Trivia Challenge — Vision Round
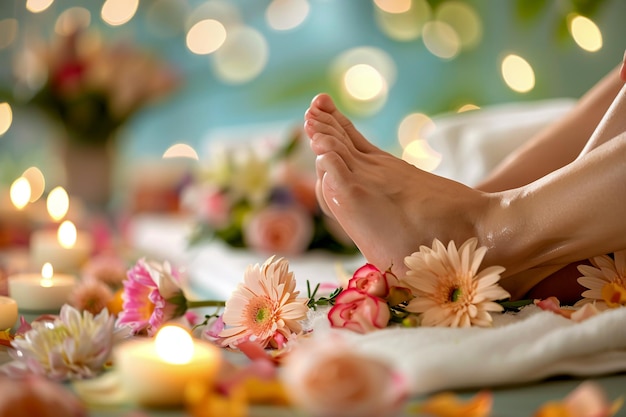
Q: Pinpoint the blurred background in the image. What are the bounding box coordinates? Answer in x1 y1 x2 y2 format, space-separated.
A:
0 0 625 212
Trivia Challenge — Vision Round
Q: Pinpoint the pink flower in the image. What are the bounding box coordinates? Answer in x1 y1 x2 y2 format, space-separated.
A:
219 256 309 349
328 288 391 334
281 337 408 417
117 258 187 336
348 264 399 298
81 252 127 288
243 205 314 255
533 381 623 417
0 375 87 417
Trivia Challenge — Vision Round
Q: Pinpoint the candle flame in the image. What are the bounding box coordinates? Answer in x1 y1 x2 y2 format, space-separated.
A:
47 186 70 221
58 220 77 248
155 325 194 364
10 177 31 210
41 262 53 287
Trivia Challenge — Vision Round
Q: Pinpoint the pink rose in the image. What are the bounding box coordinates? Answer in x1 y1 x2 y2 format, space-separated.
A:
243 205 313 255
328 288 390 333
348 263 399 298
281 337 408 417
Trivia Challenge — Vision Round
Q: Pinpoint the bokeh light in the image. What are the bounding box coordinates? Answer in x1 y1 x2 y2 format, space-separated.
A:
58 220 77 249
26 0 54 13
568 14 602 52
398 112 435 148
54 7 91 36
212 26 269 84
163 143 199 160
186 19 227 55
101 0 139 26
266 0 310 31
0 102 12 136
47 186 70 222
22 167 45 203
343 64 386 101
0 19 18 50
187 0 241 31
501 54 535 93
435 1 482 49
10 177 31 210
402 140 442 172
422 21 460 59
374 0 431 41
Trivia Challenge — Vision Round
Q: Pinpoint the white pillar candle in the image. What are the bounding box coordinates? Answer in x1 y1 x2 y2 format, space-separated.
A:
8 263 76 312
114 325 221 407
30 221 93 273
0 296 18 330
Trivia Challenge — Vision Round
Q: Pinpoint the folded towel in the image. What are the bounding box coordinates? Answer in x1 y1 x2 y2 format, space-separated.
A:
311 305 626 395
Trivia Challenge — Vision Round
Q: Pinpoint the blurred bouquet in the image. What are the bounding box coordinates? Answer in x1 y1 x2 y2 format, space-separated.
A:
21 27 179 145
182 128 358 256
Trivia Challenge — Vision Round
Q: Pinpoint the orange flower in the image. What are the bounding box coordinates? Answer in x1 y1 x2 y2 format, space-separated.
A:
402 238 510 327
413 391 493 417
533 381 623 417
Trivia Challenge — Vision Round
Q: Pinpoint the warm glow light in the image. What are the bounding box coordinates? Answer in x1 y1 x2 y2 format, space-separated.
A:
374 0 411 14
10 177 31 210
186 19 227 55
0 19 18 50
398 112 435 148
55 7 91 36
22 167 45 203
163 143 199 160
58 220 77 249
343 64 385 101
155 325 194 364
101 0 139 26
374 0 431 41
41 262 54 287
435 1 482 49
422 21 460 59
501 54 535 93
26 0 54 13
569 14 602 52
458 104 480 113
402 139 442 172
213 26 268 84
266 0 310 31
0 102 12 135
47 186 70 221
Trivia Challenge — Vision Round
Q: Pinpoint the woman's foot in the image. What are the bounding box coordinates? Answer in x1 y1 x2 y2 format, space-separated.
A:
303 93 492 277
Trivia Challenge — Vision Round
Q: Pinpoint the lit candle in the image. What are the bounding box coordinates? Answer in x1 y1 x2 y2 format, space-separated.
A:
30 220 93 273
114 325 222 407
0 296 18 330
7 263 76 312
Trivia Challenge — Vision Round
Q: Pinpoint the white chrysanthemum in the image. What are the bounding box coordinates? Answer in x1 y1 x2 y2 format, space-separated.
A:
577 250 626 307
219 256 309 348
7 305 115 381
402 238 510 328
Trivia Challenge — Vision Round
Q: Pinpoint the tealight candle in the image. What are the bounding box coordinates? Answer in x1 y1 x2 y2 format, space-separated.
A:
0 296 18 330
8 263 76 312
114 325 221 407
30 220 93 272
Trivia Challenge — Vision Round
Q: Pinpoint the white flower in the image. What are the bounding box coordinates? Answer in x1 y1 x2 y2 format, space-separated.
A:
4 305 115 381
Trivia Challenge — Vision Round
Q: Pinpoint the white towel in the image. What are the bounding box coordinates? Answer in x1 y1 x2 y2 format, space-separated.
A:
310 305 626 395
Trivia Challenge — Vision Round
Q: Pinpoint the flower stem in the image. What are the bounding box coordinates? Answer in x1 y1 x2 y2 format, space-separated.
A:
186 300 226 309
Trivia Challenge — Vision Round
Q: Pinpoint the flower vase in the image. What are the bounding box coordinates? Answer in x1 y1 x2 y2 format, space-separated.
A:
61 139 116 210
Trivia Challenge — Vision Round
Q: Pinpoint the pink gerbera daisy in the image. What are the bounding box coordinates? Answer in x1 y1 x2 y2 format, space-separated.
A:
117 258 187 336
219 256 309 349
402 238 510 328
577 250 626 308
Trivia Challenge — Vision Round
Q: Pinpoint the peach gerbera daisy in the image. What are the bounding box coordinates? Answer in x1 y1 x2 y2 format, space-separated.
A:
576 250 626 308
401 238 510 328
219 256 309 349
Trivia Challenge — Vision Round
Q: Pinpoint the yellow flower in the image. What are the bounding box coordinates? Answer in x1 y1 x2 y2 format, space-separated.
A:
402 238 510 328
412 391 493 417
577 250 626 308
219 256 309 349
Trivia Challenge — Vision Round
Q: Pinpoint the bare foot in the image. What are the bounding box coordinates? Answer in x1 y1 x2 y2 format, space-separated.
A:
303 93 492 277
